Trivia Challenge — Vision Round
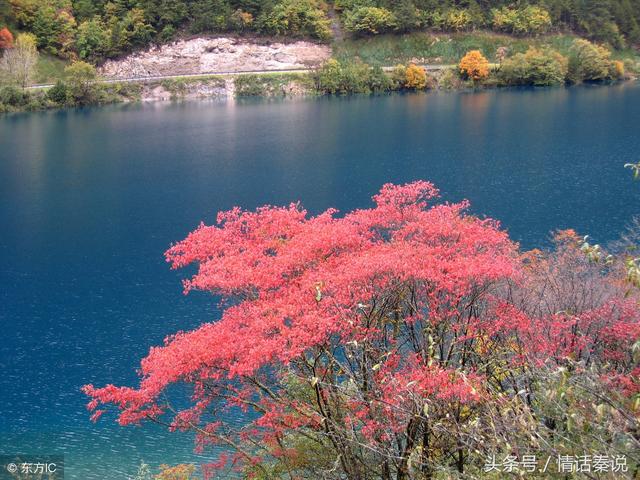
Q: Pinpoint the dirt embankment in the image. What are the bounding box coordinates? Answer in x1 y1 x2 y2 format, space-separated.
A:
99 37 331 79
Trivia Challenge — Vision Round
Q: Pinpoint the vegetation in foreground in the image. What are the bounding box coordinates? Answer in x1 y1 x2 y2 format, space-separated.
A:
84 181 640 479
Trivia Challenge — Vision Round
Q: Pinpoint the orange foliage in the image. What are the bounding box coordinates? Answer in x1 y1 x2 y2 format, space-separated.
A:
613 60 625 78
459 50 490 82
0 27 14 49
405 63 428 89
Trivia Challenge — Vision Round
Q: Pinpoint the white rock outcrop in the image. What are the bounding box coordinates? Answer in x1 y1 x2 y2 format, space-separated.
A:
100 37 331 79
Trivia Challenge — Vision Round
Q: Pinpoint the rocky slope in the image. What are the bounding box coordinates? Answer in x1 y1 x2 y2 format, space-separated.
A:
100 37 331 79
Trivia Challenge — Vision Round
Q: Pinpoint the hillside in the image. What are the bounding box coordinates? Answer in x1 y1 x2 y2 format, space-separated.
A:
0 0 638 65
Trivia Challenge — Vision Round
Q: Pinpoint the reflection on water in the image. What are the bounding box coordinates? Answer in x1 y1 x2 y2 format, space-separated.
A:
1 85 639 478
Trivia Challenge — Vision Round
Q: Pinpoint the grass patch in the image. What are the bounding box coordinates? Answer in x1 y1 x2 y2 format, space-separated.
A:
156 75 226 84
235 73 314 96
102 82 144 101
35 54 69 84
333 30 640 65
156 76 226 99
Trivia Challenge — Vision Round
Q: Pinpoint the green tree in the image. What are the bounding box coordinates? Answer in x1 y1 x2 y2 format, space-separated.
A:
31 1 77 56
189 0 232 33
64 59 97 103
76 17 111 60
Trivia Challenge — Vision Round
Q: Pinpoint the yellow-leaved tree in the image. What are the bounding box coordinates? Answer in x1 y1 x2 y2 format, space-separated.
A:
459 50 490 83
404 63 428 89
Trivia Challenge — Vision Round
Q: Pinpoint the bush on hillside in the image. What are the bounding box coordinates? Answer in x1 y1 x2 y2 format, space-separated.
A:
492 5 552 35
46 80 69 104
391 0 422 32
343 6 397 35
0 85 28 106
498 47 568 86
567 38 615 82
425 8 484 31
314 58 393 94
258 0 332 40
443 8 473 31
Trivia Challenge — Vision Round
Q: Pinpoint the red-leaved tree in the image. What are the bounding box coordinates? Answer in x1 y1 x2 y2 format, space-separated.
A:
0 27 13 50
84 182 640 479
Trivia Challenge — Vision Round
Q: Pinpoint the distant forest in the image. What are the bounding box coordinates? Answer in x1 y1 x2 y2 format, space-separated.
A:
0 0 638 61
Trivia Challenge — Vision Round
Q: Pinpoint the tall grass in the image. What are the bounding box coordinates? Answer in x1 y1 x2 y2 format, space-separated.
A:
333 30 638 65
35 54 69 84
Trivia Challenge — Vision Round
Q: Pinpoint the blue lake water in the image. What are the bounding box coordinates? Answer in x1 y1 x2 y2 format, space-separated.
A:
1 84 639 479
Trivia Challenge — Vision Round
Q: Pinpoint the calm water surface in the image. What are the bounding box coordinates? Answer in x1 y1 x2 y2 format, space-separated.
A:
1 85 639 479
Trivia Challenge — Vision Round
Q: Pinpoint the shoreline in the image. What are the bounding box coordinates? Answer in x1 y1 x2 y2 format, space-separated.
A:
3 29 637 114
2 69 637 115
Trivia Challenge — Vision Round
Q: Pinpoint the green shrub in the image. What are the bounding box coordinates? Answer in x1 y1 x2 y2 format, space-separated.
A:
159 25 176 42
0 85 28 106
492 6 551 35
161 78 187 98
436 67 463 89
334 0 374 12
423 10 444 30
392 0 422 32
581 19 626 50
258 0 331 40
623 58 639 75
76 17 111 61
443 8 473 32
46 80 69 104
368 65 393 92
228 9 254 31
25 91 49 110
0 87 51 112
314 58 393 94
498 47 568 86
567 38 614 82
425 8 480 31
343 6 397 35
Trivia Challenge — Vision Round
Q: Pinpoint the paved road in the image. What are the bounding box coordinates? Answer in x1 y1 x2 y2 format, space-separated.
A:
27 64 459 90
